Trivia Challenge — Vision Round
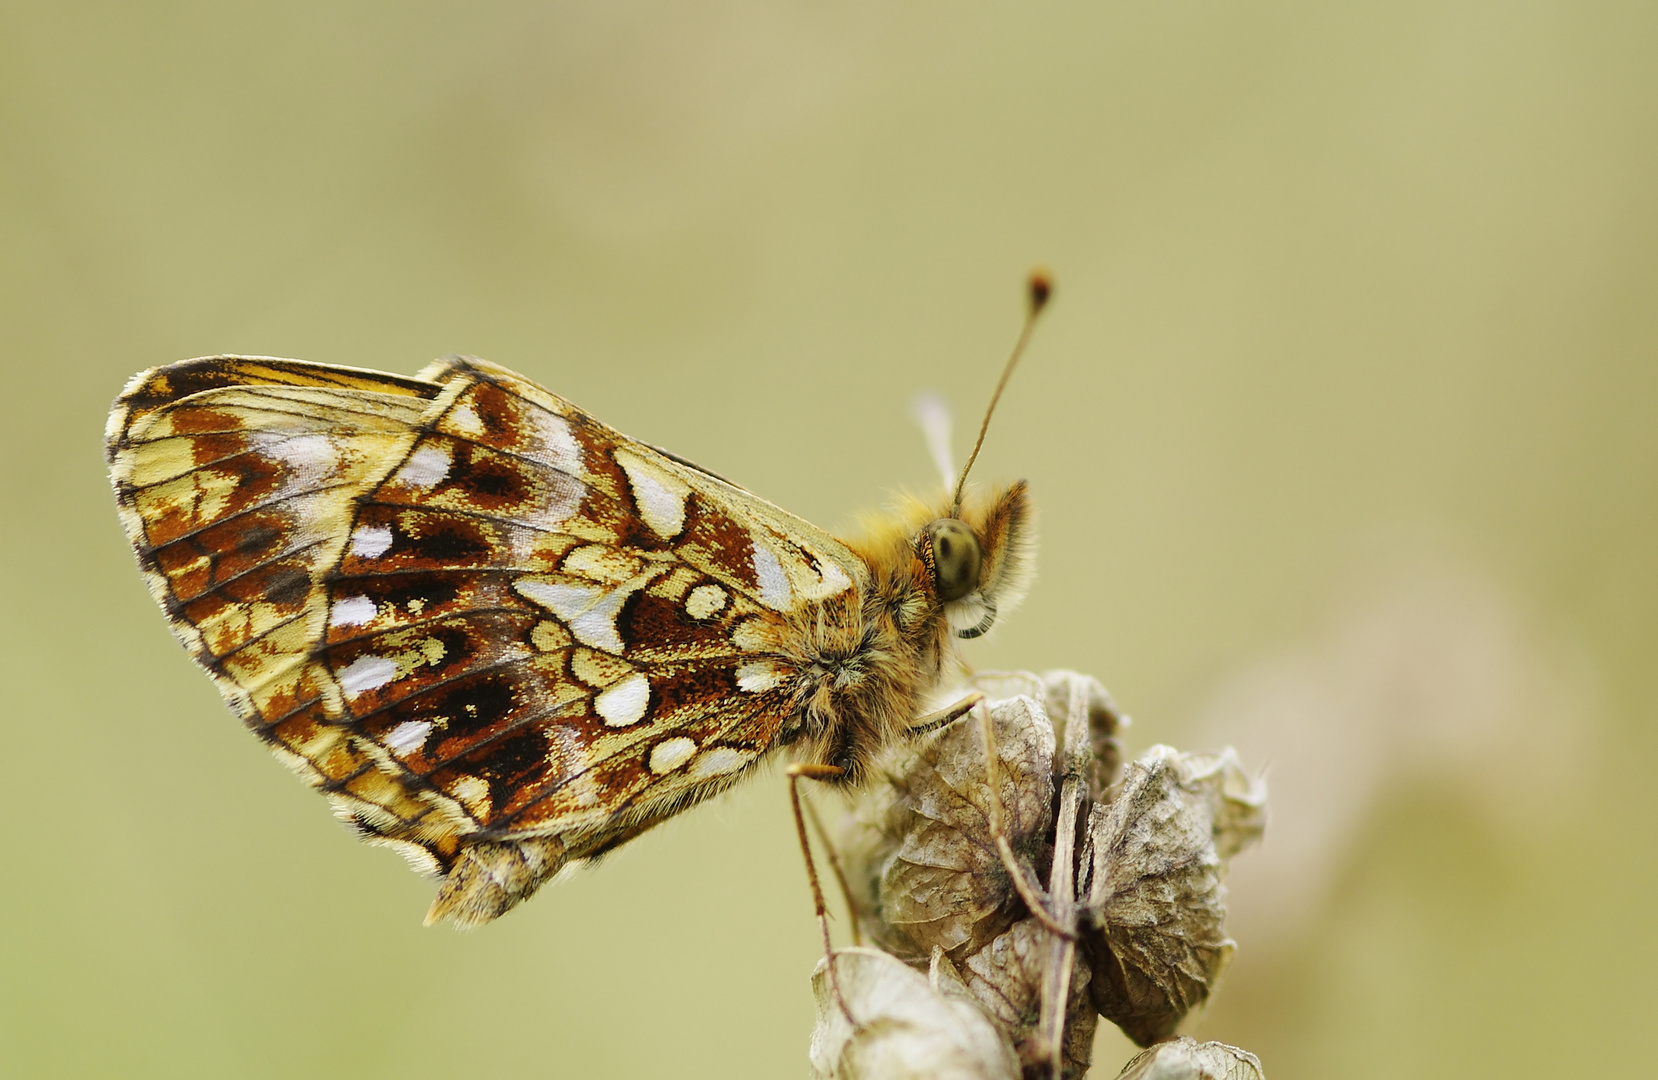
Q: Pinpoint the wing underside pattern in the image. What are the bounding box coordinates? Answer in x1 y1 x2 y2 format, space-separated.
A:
108 355 866 922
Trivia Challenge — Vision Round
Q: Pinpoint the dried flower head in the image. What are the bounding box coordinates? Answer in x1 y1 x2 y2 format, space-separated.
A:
1080 747 1267 1045
812 670 1267 1078
840 676 1058 960
809 947 1023 1080
1115 1037 1264 1080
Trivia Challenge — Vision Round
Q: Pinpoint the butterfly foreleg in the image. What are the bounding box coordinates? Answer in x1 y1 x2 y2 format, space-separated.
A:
906 691 986 735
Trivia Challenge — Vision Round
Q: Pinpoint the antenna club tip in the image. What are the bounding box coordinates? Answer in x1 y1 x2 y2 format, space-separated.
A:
1026 268 1053 314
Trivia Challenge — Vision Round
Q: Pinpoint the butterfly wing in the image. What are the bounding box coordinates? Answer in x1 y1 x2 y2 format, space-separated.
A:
108 355 866 924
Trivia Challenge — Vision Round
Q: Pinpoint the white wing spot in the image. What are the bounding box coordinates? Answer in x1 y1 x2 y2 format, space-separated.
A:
559 771 602 809
350 524 393 558
561 545 639 584
396 444 452 488
242 431 340 495
544 724 600 807
751 535 793 610
514 577 647 654
818 559 852 597
384 719 432 756
594 673 651 727
264 433 337 474
736 661 787 693
649 736 698 774
685 584 727 620
447 401 486 437
330 595 378 628
338 655 398 697
689 746 755 779
614 449 690 540
731 617 779 653
530 410 584 477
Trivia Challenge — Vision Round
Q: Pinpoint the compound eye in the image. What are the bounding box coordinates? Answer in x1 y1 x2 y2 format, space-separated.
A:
926 519 982 603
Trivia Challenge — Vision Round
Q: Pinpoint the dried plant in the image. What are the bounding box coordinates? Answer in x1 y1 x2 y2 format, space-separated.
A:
1116 1038 1263 1080
808 671 1267 1079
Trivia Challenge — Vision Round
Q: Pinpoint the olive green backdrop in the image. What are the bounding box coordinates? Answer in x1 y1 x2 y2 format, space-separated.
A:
3 2 1654 1077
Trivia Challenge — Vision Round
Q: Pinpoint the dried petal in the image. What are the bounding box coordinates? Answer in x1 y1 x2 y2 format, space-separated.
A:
1205 751 1267 860
1039 669 1128 799
1115 1037 1264 1080
957 918 1097 1078
828 680 1265 1071
842 692 1056 958
809 948 1021 1080
1081 746 1266 1045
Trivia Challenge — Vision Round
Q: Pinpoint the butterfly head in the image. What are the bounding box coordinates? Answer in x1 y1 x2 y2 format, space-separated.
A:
915 480 1033 640
820 480 1033 782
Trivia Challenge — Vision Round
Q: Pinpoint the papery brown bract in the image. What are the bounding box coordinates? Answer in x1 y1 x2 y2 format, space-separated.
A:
956 919 1098 1076
840 676 1056 959
1114 1037 1264 1080
1080 747 1267 1046
809 948 1022 1080
835 673 1122 1079
823 673 1265 1076
1034 668 1127 804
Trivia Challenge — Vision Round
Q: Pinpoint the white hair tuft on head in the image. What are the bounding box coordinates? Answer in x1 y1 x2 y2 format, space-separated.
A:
910 391 955 494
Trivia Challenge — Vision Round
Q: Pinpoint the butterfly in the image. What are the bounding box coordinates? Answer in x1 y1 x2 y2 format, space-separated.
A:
106 278 1048 928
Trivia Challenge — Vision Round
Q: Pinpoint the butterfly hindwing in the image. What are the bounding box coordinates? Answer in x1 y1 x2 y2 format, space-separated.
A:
109 354 867 923
108 358 451 841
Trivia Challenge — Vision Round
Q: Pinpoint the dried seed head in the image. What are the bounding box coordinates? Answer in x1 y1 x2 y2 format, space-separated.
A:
1080 746 1267 1045
955 919 1099 1077
841 685 1056 959
1114 1036 1264 1080
809 947 1022 1080
1036 669 1128 801
818 673 1266 1076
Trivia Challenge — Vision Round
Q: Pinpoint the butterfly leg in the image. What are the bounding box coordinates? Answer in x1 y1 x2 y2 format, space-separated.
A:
975 700 1077 942
787 762 856 1026
801 797 862 947
906 690 986 735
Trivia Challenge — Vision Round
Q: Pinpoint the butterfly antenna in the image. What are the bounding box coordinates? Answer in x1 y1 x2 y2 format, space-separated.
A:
952 269 1053 515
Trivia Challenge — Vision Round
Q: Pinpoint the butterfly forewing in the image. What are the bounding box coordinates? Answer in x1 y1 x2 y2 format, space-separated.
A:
109 354 866 918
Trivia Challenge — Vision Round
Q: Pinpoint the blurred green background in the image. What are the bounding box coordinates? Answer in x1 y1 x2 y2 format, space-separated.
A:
3 2 1654 1076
